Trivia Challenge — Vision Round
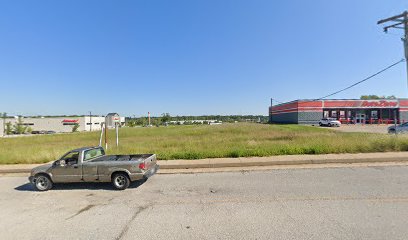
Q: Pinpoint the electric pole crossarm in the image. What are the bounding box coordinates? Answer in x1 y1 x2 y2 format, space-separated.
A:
378 10 408 92
378 12 407 24
383 22 404 32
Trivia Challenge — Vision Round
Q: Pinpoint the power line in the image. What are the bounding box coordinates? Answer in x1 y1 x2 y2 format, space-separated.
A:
314 59 405 101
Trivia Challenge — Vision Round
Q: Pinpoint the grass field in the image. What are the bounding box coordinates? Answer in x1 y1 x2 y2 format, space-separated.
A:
1 123 408 164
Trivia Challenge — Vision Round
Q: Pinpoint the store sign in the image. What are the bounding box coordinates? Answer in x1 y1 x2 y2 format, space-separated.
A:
113 117 120 122
62 119 79 123
360 100 398 108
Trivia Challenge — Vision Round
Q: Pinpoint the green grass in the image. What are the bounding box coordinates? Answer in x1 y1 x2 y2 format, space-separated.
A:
1 123 408 164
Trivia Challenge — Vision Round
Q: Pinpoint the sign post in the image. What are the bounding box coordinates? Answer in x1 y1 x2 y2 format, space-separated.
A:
99 123 104 147
105 121 108 150
116 123 119 147
394 110 397 135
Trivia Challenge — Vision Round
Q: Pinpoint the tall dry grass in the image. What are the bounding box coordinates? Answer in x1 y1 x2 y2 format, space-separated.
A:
1 123 407 164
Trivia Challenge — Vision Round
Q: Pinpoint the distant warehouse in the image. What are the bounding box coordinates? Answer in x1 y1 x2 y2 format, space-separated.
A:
269 99 408 125
0 113 125 137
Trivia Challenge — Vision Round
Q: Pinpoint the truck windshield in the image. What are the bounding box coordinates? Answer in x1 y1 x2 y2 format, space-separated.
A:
60 151 79 165
84 148 105 161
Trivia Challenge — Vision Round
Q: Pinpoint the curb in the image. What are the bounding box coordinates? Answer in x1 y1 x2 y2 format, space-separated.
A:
0 169 34 174
2 153 407 174
159 156 408 169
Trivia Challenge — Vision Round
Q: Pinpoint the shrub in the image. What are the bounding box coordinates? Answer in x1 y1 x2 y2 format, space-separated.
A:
72 123 80 132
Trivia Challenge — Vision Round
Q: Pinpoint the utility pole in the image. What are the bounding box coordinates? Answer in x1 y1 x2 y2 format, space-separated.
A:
89 111 92 132
378 11 408 87
104 115 108 150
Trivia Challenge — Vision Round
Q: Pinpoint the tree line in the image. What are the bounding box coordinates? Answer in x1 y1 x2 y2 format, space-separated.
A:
126 113 268 127
360 95 397 100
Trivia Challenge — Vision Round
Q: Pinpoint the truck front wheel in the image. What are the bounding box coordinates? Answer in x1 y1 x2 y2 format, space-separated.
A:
112 173 130 190
34 174 53 191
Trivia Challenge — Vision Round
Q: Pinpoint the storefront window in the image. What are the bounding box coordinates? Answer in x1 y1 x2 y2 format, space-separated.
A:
371 111 378 119
331 111 337 118
339 111 345 119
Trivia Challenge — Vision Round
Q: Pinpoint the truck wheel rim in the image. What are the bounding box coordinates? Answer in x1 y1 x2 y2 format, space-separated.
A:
36 176 48 190
115 176 126 187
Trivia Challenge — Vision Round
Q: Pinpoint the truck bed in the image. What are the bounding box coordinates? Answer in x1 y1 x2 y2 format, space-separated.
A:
90 154 155 162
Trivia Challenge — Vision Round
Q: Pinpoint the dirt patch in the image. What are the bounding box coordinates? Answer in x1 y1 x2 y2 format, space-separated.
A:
328 125 390 134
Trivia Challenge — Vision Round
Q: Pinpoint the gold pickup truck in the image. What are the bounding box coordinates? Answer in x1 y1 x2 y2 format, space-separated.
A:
29 146 159 191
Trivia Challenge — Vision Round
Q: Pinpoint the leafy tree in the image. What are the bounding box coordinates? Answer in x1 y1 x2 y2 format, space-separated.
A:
135 118 147 126
161 113 171 124
360 95 397 100
13 117 27 134
1 112 6 134
386 95 397 99
127 120 137 127
5 122 12 135
360 95 379 100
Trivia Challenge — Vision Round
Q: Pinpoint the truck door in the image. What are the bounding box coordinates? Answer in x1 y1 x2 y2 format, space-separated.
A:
82 148 103 181
51 151 82 183
82 161 98 181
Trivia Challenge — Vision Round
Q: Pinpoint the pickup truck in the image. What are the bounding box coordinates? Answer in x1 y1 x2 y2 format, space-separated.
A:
29 146 159 191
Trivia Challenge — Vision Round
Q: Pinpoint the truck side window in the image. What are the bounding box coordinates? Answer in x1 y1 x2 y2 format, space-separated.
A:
84 148 104 161
61 152 79 165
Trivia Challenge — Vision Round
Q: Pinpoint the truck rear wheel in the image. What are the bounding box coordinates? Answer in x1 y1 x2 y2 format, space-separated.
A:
112 173 130 190
34 174 53 191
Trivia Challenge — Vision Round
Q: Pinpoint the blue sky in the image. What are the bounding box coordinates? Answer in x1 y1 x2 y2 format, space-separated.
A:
0 0 407 117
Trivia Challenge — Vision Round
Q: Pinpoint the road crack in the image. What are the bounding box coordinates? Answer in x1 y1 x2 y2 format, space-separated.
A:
115 204 151 240
66 204 96 220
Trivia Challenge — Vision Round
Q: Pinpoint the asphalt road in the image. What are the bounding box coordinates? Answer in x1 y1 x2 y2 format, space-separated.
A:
1 166 408 240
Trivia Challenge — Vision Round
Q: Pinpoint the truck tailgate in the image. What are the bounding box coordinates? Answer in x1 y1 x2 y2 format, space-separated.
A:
138 154 157 171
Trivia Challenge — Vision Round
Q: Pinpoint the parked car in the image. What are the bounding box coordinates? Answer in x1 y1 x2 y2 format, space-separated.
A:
45 130 56 134
29 146 159 191
388 122 408 134
319 118 341 127
32 130 46 134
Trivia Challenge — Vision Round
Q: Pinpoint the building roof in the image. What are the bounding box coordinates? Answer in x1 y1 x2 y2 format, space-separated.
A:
271 98 408 107
106 113 119 117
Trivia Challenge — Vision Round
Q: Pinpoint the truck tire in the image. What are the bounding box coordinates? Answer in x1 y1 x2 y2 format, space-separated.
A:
34 174 53 191
112 173 130 190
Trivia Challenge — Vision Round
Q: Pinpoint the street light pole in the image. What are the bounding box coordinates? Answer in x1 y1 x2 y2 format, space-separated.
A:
405 12 408 86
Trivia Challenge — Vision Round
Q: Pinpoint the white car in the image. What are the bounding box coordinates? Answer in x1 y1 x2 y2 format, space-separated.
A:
319 118 341 127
